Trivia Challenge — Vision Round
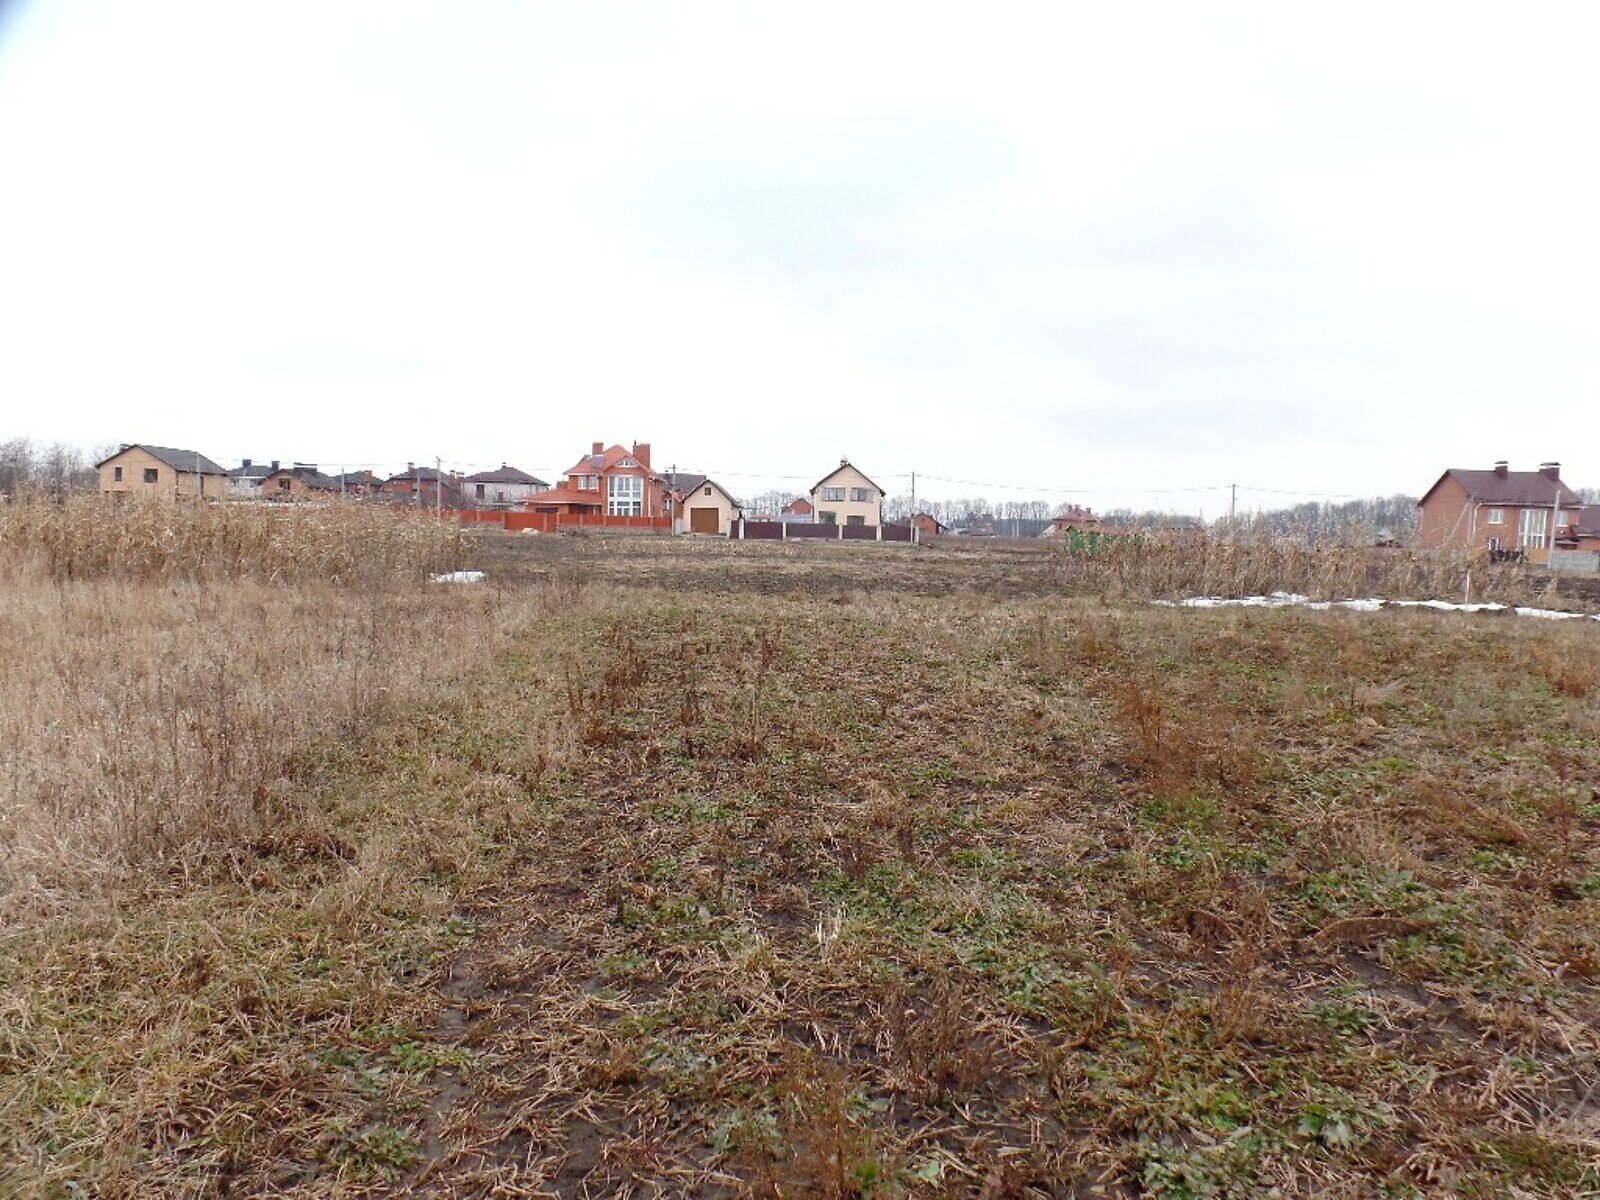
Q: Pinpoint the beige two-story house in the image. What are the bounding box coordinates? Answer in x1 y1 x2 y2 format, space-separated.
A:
97 444 229 500
809 459 884 527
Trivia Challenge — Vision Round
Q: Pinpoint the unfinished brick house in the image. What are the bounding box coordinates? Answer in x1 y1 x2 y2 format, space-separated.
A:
1416 462 1582 562
97 444 228 500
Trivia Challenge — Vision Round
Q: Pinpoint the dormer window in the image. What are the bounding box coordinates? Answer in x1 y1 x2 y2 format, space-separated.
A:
619 458 636 468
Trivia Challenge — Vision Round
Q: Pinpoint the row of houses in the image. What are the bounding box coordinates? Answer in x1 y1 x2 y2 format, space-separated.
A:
93 441 896 538
91 445 1600 560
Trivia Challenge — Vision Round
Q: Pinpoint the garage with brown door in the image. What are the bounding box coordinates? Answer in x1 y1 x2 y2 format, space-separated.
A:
689 507 721 534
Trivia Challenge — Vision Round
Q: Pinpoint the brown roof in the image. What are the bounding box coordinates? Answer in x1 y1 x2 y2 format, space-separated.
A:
1419 467 1581 508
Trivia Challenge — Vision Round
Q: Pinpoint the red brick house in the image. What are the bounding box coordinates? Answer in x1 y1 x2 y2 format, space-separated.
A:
910 512 946 538
782 496 813 517
1416 462 1582 562
381 464 462 506
259 464 341 499
1041 505 1100 538
527 442 665 518
1557 507 1600 552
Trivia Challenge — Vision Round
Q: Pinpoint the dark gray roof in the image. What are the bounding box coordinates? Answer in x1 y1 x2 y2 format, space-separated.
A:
386 467 455 484
1421 468 1581 508
229 460 276 480
462 465 549 486
665 473 744 507
661 472 708 495
98 444 228 474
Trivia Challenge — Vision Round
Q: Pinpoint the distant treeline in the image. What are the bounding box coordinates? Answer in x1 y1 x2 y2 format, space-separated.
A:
0 439 107 501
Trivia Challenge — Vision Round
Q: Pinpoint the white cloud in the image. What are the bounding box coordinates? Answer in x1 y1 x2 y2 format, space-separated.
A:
1 1 1596 507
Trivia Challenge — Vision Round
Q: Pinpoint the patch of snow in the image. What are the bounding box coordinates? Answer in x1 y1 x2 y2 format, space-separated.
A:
1164 594 1597 621
430 570 486 583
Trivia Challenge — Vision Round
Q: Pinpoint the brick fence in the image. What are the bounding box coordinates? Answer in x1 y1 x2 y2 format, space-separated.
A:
451 510 671 534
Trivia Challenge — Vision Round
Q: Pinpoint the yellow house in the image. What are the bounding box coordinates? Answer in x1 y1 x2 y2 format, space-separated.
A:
97 444 229 500
665 473 743 535
809 459 884 527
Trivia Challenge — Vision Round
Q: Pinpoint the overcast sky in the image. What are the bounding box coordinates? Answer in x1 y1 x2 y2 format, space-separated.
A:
1 2 1596 511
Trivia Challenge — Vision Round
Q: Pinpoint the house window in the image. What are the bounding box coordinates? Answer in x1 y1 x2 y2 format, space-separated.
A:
278 478 291 491
847 514 866 526
1487 537 1501 552
820 487 845 502
850 487 873 503
607 473 643 516
475 484 485 499
113 466 123 481
703 486 712 496
143 468 159 483
1486 508 1504 524
1519 508 1547 549
818 510 837 524
577 475 598 491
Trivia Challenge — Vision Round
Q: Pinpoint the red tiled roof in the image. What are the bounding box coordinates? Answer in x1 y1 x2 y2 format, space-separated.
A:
561 444 660 480
526 482 603 507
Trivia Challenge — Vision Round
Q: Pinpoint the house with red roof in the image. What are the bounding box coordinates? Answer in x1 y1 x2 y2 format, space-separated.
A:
527 442 666 519
1416 461 1582 562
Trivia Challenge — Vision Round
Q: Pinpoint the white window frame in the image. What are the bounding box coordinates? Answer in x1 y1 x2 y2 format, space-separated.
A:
607 473 644 516
850 487 873 502
1486 507 1504 525
1518 508 1547 549
819 487 845 502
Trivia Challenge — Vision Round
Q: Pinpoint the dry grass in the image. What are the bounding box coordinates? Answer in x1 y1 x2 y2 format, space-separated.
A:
3 529 1598 1197
465 527 1598 612
0 492 463 583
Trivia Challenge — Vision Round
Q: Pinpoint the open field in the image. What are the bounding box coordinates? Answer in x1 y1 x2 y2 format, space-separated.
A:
2 517 1598 1197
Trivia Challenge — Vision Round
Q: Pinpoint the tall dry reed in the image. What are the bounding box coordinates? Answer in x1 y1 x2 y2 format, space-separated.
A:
0 492 463 583
1047 534 1566 608
0 498 506 925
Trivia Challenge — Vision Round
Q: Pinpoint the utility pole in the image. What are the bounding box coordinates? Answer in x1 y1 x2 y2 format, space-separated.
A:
1229 483 1237 547
435 456 443 520
910 471 916 543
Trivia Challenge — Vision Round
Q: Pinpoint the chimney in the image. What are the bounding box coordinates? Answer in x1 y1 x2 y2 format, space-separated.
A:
1540 462 1561 482
1493 461 1508 478
406 462 414 474
632 441 651 469
270 460 279 471
242 458 252 469
592 441 604 456
840 456 849 466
